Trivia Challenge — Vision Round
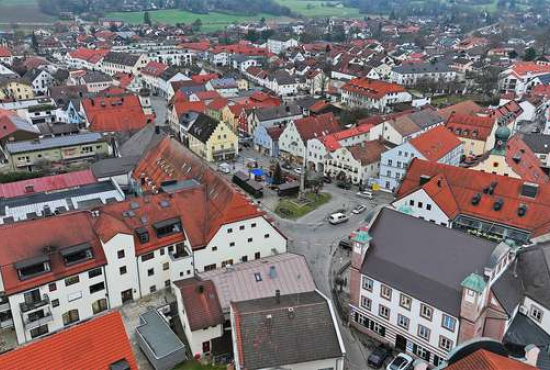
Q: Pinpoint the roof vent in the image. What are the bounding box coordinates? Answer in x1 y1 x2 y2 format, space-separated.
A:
197 284 204 294
419 174 431 186
130 202 140 210
288 307 295 319
471 193 482 205
518 204 528 217
493 198 504 211
159 199 170 208
24 185 35 193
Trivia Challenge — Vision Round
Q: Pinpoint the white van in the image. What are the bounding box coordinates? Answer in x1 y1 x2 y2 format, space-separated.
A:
356 190 373 200
329 212 349 225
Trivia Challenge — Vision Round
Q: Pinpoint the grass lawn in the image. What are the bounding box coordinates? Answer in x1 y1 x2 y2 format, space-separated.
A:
276 191 331 219
172 361 225 370
274 0 362 18
431 93 486 107
105 10 288 32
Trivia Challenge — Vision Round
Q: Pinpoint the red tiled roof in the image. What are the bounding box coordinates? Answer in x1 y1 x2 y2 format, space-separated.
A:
397 159 550 237
173 279 224 332
293 112 342 142
82 94 148 133
348 141 386 165
510 61 550 78
445 349 537 370
503 135 549 183
132 137 268 249
69 47 109 64
438 100 483 120
446 112 494 141
0 46 12 58
180 41 211 51
141 61 169 77
0 212 106 295
0 312 138 370
342 77 406 100
174 101 205 117
0 169 96 199
191 73 218 84
409 125 462 161
207 98 228 112
193 90 221 101
530 84 550 98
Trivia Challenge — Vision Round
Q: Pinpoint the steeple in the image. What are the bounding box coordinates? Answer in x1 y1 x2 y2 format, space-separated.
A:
491 123 511 156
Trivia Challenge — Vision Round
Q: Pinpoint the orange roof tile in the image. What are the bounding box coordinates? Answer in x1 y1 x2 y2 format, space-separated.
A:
409 125 462 161
82 94 148 133
438 100 483 120
446 112 494 141
445 349 538 370
0 312 138 370
342 77 406 100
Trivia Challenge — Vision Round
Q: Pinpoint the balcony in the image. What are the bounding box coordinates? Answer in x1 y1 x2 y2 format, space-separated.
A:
23 311 53 330
0 301 10 313
19 295 49 313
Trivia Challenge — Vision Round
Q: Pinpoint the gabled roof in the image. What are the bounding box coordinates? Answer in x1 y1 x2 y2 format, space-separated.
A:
187 113 220 143
232 291 343 370
198 253 316 312
445 349 538 370
293 112 341 142
0 169 96 199
397 159 550 238
0 312 137 370
132 137 266 249
438 100 483 120
140 61 169 77
502 135 549 183
82 94 148 133
173 278 224 331
409 125 462 161
342 77 406 99
364 208 497 316
446 112 494 141
103 51 140 66
0 212 106 294
347 141 386 165
0 109 40 141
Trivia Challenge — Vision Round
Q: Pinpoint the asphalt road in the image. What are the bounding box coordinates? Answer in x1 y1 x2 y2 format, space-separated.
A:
269 184 394 370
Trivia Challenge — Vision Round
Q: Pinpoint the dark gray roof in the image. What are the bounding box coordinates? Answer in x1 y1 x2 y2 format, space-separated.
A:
91 155 140 178
520 133 550 155
503 313 550 370
393 61 453 74
103 51 140 66
82 70 113 83
492 243 550 316
136 310 185 359
232 291 343 370
407 109 444 129
119 124 164 158
255 104 302 122
271 70 295 85
6 132 103 154
187 113 219 143
364 208 498 316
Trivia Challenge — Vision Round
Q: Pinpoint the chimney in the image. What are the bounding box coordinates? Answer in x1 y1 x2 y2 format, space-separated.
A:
197 284 204 294
275 289 281 304
523 344 541 367
155 126 160 134
91 98 95 106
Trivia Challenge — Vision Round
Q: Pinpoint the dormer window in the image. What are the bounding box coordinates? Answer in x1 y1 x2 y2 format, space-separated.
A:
15 256 51 280
153 218 182 238
60 243 93 266
136 227 150 244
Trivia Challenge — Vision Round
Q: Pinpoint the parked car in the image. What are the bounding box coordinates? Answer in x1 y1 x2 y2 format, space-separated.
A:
386 353 414 370
323 176 332 183
328 212 349 225
217 163 231 174
281 162 293 170
337 181 351 190
294 167 303 174
368 345 391 369
352 205 367 214
356 190 373 200
338 239 351 249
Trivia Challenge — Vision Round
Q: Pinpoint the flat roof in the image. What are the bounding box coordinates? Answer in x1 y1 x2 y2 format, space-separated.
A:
136 310 185 359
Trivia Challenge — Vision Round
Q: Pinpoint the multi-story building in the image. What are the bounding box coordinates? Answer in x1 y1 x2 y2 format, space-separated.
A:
101 52 149 76
66 48 109 71
341 78 412 113
111 42 193 66
349 207 506 366
499 61 550 96
267 36 299 54
325 141 387 185
390 61 458 87
0 77 35 101
187 113 238 162
0 143 287 344
379 125 462 192
4 132 111 171
393 158 550 244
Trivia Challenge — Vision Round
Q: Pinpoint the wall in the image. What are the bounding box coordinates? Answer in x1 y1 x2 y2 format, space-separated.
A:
392 189 451 226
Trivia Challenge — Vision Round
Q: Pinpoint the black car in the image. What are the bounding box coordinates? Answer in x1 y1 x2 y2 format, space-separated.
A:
338 239 351 249
367 345 391 369
336 181 351 190
323 176 332 184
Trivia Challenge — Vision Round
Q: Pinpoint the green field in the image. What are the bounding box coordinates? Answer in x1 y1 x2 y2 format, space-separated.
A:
106 0 363 31
106 10 289 32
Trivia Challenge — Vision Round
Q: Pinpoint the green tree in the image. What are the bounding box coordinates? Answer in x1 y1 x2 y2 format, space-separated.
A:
144 11 152 25
524 47 537 61
192 18 202 32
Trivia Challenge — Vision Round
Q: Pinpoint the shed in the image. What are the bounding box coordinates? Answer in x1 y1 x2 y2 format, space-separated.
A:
136 310 186 370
